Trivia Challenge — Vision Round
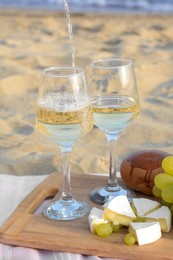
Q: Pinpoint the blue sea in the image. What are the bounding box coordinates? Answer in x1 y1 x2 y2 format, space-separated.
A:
0 0 173 13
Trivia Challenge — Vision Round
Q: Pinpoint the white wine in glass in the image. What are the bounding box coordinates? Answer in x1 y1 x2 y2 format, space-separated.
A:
36 66 94 220
89 59 140 204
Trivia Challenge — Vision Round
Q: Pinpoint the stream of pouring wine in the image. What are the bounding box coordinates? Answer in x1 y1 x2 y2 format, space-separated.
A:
63 0 76 68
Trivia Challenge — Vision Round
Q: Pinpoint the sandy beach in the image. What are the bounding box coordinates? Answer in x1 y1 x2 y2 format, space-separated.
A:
0 9 173 178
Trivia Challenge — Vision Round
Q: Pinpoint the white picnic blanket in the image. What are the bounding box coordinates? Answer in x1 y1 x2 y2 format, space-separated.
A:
0 174 114 260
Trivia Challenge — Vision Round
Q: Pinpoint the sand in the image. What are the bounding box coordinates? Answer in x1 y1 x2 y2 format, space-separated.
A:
0 9 173 177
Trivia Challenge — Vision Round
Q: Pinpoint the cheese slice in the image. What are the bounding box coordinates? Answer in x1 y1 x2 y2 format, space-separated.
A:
132 198 161 217
88 207 110 233
144 205 171 232
129 222 161 245
103 195 136 226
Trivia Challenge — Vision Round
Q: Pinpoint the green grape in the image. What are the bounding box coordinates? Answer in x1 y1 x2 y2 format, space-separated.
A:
154 173 173 190
152 185 161 198
96 223 113 237
161 185 173 203
112 223 121 232
124 233 136 245
162 156 173 176
170 205 173 216
161 199 173 208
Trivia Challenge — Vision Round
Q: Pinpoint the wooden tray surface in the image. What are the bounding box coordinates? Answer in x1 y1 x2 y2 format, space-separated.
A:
0 172 173 260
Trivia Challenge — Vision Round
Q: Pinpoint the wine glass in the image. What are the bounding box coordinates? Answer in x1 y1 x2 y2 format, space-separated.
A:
36 66 94 220
89 58 140 204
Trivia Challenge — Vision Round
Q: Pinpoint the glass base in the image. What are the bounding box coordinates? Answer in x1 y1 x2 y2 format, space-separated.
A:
89 185 136 205
43 198 90 220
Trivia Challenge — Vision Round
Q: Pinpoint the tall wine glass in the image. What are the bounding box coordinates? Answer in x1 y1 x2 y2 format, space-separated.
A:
89 59 140 204
36 66 93 220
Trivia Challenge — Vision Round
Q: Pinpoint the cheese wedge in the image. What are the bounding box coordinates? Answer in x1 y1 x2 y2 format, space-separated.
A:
144 205 171 232
88 207 110 233
103 195 136 226
129 222 161 245
132 198 161 217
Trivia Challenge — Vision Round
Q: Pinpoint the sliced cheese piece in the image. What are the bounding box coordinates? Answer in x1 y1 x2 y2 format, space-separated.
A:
129 222 161 245
144 205 171 232
88 207 110 233
132 198 161 217
103 195 136 226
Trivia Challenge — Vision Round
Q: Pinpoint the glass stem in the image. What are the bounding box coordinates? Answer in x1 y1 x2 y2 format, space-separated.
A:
106 134 120 189
60 146 73 201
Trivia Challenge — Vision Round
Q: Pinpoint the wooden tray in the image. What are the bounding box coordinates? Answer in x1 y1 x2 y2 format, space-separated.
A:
0 172 173 260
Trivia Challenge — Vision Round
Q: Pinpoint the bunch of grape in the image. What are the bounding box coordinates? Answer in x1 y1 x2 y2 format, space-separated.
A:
152 156 173 213
95 223 121 237
95 222 136 245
